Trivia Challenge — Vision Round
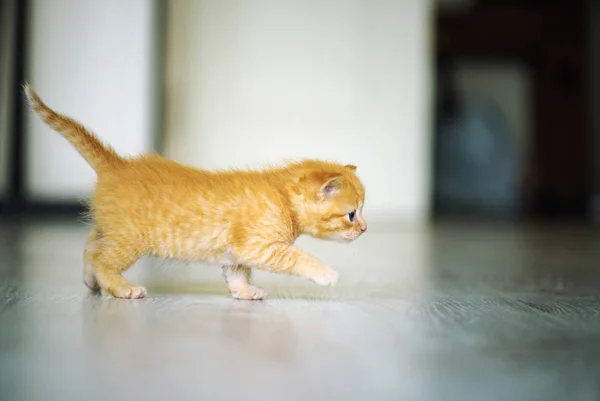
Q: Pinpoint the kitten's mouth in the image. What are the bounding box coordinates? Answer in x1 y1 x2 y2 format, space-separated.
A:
338 234 359 243
328 231 362 243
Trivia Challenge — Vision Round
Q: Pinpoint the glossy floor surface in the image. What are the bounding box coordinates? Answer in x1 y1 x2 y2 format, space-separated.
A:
1 218 600 401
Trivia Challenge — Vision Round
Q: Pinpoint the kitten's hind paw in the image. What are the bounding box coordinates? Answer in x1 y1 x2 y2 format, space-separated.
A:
83 272 101 292
108 285 147 299
229 285 267 300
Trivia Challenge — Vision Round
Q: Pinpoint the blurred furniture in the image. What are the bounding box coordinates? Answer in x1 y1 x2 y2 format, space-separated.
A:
437 0 590 218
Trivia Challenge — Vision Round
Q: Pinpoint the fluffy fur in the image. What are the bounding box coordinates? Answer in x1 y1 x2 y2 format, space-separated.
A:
24 84 367 300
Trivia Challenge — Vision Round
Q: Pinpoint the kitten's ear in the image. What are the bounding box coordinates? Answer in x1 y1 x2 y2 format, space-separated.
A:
344 164 357 172
320 175 343 198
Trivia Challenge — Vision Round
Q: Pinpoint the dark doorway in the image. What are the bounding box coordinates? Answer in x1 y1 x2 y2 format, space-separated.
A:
434 0 590 220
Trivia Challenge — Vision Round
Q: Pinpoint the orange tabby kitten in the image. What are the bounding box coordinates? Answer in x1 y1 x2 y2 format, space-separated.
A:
24 84 367 300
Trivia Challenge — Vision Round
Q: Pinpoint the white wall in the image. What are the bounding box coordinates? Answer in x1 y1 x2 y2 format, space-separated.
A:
25 0 156 202
164 0 434 225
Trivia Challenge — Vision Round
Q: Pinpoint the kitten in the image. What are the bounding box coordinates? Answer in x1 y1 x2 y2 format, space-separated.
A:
23 85 367 300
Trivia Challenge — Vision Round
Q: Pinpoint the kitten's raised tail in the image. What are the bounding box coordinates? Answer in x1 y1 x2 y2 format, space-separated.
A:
23 84 123 172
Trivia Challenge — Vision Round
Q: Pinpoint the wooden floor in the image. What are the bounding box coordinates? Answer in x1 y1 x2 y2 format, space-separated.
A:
1 218 600 401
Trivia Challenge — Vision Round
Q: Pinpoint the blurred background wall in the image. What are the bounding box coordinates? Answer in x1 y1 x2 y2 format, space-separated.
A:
163 0 434 225
1 0 599 225
24 0 158 202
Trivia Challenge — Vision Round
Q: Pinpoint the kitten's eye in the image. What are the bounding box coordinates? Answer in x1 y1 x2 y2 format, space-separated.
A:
348 210 356 222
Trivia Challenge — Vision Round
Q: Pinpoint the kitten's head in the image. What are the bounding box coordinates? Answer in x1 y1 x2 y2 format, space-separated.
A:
291 161 367 242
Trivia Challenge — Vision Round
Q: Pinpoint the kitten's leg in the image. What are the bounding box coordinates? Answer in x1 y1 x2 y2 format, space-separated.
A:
238 243 339 286
93 241 146 299
222 265 266 300
83 226 101 291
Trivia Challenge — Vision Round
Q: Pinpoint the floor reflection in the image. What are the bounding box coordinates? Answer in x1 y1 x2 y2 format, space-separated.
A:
1 219 600 401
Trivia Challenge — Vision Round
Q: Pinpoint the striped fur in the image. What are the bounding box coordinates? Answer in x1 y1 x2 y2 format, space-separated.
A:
24 84 367 300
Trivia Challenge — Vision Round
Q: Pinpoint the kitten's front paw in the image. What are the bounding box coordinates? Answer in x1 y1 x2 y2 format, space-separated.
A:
310 267 339 287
